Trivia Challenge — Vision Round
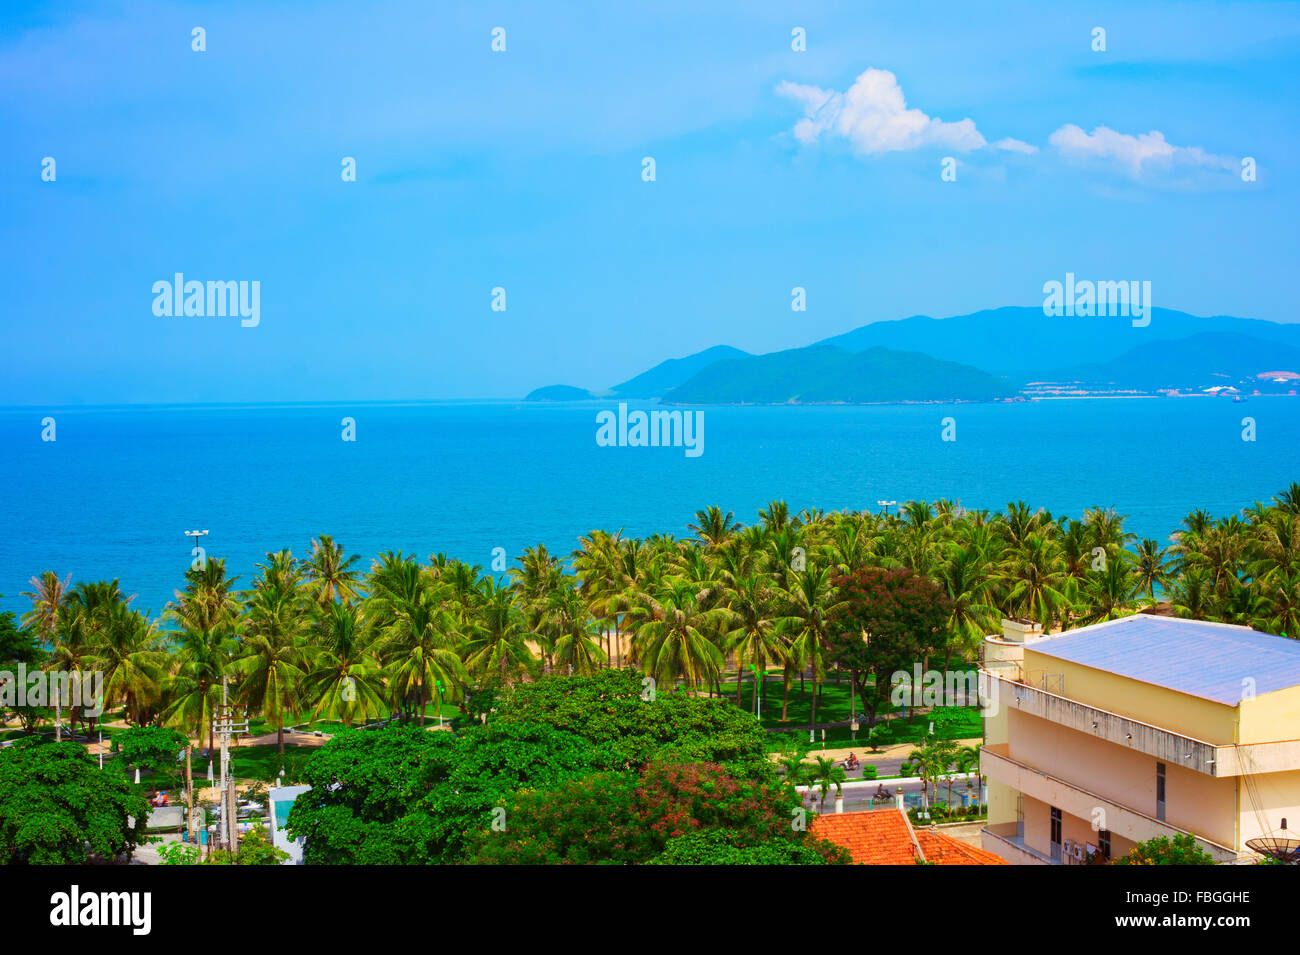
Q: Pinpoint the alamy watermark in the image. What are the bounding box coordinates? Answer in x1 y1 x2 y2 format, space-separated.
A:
595 403 704 458
0 666 103 716
1042 272 1151 327
152 273 260 327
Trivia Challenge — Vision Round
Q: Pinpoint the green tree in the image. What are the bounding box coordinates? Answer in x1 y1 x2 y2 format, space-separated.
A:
0 738 150 864
1112 833 1216 866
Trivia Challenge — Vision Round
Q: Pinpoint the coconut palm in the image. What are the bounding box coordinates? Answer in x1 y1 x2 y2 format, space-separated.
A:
92 602 166 726
304 535 362 607
303 602 387 726
1134 538 1171 600
807 756 846 809
775 566 838 728
688 506 741 550
722 573 782 712
234 561 313 752
462 577 535 685
626 579 726 691
376 575 467 724
543 583 605 675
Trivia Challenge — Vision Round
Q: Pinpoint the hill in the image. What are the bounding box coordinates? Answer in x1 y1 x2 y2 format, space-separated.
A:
1047 332 1300 391
815 307 1300 377
662 345 1016 404
524 384 596 401
610 345 751 397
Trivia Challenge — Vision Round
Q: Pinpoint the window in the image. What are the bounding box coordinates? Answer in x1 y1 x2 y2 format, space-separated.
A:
1098 829 1111 860
1156 762 1166 822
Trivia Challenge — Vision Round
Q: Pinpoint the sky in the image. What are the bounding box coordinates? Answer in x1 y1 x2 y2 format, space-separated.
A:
2 0 1299 404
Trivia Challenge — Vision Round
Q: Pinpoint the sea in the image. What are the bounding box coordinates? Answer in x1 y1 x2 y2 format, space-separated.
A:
1 397 1297 619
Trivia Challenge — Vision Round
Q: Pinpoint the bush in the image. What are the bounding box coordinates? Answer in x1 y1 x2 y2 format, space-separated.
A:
861 765 877 780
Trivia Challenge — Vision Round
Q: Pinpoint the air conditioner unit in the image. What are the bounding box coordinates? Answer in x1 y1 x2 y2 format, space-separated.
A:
1072 844 1085 860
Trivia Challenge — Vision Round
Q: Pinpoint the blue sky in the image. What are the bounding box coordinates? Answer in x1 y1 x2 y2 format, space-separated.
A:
3 0 1298 403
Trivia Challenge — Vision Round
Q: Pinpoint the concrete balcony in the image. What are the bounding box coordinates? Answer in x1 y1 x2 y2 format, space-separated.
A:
980 743 1239 864
981 822 1052 865
980 669 1300 777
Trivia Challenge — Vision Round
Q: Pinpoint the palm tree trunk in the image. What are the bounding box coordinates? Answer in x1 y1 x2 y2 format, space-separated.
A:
781 668 791 721
277 722 284 754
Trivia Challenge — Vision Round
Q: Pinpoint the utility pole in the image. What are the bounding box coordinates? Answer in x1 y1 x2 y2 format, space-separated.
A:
211 676 248 858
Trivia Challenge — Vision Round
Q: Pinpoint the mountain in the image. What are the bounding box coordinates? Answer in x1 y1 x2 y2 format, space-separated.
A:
815 307 1300 378
610 345 750 397
662 345 1016 404
525 384 596 401
1046 332 1300 391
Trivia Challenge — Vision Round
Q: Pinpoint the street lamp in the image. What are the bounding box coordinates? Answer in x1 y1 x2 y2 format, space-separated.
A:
435 680 444 729
876 500 897 516
184 529 209 568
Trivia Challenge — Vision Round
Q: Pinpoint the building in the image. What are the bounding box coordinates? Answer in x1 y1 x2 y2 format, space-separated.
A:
979 615 1300 864
813 809 1007 865
268 784 310 864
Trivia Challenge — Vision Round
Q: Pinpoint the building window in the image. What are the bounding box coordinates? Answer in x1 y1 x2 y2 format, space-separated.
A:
1098 829 1111 860
1156 762 1166 822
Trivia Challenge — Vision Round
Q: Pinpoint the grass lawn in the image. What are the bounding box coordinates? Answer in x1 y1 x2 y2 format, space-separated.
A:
113 742 318 792
720 671 977 727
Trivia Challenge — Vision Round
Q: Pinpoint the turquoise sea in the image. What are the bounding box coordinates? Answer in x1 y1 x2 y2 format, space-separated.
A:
2 398 1297 618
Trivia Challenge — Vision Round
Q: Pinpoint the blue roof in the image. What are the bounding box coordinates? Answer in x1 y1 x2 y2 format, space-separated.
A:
1027 616 1300 706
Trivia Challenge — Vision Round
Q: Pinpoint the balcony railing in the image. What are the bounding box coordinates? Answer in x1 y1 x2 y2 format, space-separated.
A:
980 744 1239 863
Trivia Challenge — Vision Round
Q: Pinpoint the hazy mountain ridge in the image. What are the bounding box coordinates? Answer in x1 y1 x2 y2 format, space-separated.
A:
526 307 1300 403
662 345 1016 404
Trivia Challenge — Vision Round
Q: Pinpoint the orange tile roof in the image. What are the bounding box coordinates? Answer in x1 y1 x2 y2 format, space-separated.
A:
916 830 1008 865
811 810 1007 865
811 810 921 865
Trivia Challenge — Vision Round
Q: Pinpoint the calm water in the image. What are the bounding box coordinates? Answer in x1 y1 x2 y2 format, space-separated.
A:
1 398 1297 618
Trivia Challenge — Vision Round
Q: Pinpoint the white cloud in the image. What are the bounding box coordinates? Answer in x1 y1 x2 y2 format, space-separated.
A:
993 137 1037 154
1047 124 1235 176
777 68 987 154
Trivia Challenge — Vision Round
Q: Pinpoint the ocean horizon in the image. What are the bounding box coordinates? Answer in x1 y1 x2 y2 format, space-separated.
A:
3 396 1296 620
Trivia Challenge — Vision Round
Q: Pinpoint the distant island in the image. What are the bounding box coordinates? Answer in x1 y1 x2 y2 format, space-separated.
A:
526 306 1300 405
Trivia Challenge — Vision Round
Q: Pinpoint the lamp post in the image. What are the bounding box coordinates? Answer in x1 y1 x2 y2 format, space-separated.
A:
749 664 760 721
184 529 209 569
435 680 444 729
876 500 897 516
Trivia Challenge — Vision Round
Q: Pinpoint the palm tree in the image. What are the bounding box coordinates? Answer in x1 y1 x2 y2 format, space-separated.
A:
908 737 959 816
1170 568 1214 620
999 534 1069 632
1134 538 1170 600
462 577 534 685
375 575 467 724
543 584 605 675
775 566 837 728
1076 553 1142 625
93 603 166 726
303 602 386 726
807 756 846 809
304 535 362 607
235 560 312 752
722 573 781 713
688 506 741 550
936 544 998 671
20 571 69 738
626 579 726 691
776 741 810 789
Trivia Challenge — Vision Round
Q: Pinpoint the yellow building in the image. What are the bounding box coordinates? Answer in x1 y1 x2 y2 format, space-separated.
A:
979 614 1300 864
